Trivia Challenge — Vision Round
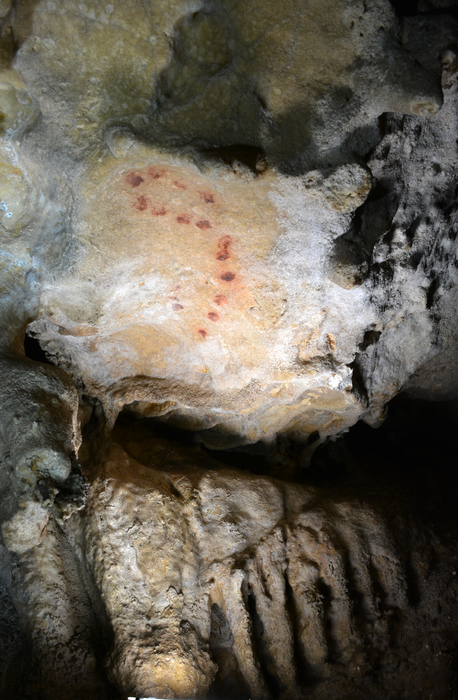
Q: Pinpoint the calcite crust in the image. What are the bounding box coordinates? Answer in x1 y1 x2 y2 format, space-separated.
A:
0 0 458 698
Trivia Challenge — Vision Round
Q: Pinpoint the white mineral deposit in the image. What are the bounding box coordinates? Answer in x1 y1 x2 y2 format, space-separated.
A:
0 1 458 699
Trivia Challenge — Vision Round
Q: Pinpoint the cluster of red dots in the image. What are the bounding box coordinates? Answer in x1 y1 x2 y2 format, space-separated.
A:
127 169 237 340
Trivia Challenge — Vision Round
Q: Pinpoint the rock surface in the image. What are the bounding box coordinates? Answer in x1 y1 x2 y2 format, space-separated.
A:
0 0 458 698
0 0 456 457
2 410 458 699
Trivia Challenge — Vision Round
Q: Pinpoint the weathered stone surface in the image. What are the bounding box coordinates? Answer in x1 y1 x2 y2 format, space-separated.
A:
0 0 458 698
26 152 371 453
1 519 108 700
0 354 81 552
1 500 49 554
0 567 23 698
7 415 454 700
0 0 455 456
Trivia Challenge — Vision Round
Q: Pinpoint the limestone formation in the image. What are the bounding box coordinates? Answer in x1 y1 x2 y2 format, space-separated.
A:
0 0 458 698
1 411 458 699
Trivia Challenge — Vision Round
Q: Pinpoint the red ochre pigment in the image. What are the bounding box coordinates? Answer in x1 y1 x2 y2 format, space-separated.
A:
196 220 212 229
127 172 144 187
176 214 191 224
220 271 235 282
134 195 148 211
200 192 214 204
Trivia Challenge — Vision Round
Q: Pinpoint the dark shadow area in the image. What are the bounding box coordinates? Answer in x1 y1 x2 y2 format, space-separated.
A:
329 176 401 288
310 393 458 533
207 603 250 700
115 406 309 478
389 0 458 17
112 392 458 554
199 144 267 175
389 0 421 15
23 333 55 366
0 24 17 71
128 4 389 176
202 444 274 476
116 394 458 518
10 0 42 48
124 0 448 177
246 588 282 697
117 406 202 447
0 575 28 700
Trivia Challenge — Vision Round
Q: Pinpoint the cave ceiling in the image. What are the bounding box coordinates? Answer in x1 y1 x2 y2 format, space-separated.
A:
1 0 458 698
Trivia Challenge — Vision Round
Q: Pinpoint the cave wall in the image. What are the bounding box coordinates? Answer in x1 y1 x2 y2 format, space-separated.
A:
0 0 458 698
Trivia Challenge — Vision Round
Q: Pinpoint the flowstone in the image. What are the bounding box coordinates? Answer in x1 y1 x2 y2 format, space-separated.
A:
0 0 458 698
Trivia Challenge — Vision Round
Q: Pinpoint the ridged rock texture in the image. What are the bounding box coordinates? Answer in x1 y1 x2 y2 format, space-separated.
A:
0 0 458 698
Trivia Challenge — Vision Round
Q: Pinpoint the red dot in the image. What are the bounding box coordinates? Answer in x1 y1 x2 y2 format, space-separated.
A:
174 181 187 190
173 303 184 311
220 271 235 282
198 329 208 338
216 235 232 261
196 220 211 229
127 172 143 187
200 192 214 204
207 312 219 322
148 167 164 179
176 214 191 224
152 207 167 216
214 294 227 305
134 195 148 211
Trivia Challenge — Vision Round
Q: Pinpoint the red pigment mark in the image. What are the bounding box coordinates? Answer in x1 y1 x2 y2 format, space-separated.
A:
148 167 164 179
176 214 191 224
196 220 211 229
173 303 184 311
134 195 148 211
174 180 187 190
216 235 232 261
152 207 167 216
127 172 144 187
214 294 227 305
207 312 219 322
220 271 235 282
200 192 214 204
198 329 208 338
